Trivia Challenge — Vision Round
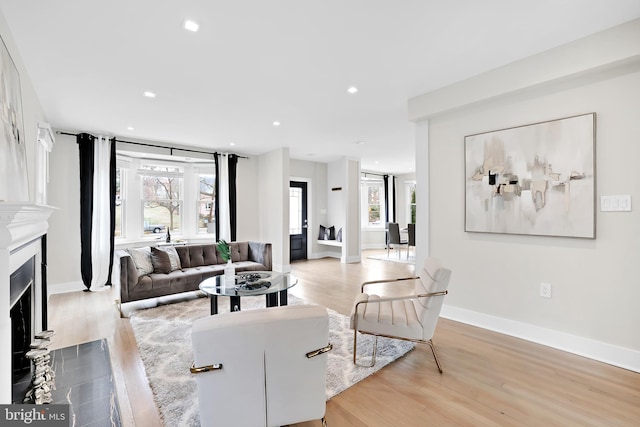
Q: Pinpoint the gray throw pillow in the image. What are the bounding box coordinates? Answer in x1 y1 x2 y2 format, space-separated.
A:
160 246 182 271
151 247 172 274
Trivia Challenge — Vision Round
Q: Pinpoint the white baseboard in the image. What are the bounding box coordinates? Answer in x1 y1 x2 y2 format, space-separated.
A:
440 304 640 373
361 243 386 250
310 251 341 260
48 281 85 296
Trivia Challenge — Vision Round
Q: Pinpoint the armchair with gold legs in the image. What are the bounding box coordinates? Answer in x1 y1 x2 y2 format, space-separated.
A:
350 257 451 372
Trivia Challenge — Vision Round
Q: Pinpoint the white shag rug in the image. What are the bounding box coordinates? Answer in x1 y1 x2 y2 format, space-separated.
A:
129 294 415 426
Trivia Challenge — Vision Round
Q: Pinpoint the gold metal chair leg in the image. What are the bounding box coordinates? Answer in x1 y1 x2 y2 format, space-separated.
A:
427 339 443 374
353 329 377 367
322 415 327 426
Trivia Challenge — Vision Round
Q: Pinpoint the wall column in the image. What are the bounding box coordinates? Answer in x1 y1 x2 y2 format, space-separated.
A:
414 120 429 272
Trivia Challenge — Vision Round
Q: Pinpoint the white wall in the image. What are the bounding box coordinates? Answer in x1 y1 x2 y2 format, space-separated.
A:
410 19 640 371
47 133 82 289
258 148 290 272
235 156 260 241
0 11 47 203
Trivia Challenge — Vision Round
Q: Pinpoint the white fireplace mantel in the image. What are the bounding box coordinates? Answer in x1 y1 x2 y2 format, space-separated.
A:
1 202 56 403
0 203 57 251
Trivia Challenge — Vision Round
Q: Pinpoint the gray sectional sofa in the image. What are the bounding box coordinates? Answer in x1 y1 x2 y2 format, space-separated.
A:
118 241 272 306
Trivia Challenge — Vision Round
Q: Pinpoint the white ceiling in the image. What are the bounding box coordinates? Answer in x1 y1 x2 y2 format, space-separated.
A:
2 1 640 174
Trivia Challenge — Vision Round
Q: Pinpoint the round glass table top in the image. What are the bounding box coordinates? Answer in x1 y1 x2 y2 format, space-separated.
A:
199 271 297 297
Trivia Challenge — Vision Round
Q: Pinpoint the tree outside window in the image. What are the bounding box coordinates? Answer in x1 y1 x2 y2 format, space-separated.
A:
198 173 215 232
368 185 381 225
141 164 183 234
114 168 123 237
408 183 416 224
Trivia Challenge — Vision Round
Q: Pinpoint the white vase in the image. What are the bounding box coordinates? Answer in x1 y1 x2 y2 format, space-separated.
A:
224 260 235 286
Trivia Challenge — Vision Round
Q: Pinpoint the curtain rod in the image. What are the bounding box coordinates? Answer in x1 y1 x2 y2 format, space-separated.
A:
362 171 388 178
56 131 249 159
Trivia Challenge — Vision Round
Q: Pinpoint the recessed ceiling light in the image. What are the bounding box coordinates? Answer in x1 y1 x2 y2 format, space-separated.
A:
143 91 156 98
229 142 236 146
353 140 365 145
375 161 380 164
184 20 199 32
347 86 358 94
273 121 281 126
127 126 134 131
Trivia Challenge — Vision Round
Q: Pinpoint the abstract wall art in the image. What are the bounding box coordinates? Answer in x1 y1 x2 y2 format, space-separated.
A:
465 113 596 238
0 34 28 202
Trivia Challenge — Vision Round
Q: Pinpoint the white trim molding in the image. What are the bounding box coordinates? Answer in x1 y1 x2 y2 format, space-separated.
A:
440 304 640 373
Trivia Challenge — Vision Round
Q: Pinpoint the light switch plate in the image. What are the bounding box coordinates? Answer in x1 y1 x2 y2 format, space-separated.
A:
600 195 632 212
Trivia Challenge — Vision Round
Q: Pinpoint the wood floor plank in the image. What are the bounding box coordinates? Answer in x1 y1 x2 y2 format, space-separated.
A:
47 251 640 426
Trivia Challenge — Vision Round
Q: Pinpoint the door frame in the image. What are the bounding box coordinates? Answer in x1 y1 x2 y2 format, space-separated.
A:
290 177 312 260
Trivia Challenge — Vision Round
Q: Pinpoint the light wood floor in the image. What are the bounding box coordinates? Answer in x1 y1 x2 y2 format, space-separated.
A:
48 251 640 426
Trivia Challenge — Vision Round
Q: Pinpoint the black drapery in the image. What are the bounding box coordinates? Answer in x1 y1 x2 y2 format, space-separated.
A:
383 174 389 223
214 153 220 240
78 133 94 289
391 175 397 222
107 138 117 285
228 154 238 241
77 133 116 290
212 153 238 242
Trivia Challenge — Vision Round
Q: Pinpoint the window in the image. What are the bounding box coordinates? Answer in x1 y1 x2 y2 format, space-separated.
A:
140 164 183 235
407 182 416 224
289 186 302 234
361 178 385 228
197 173 215 233
114 168 124 237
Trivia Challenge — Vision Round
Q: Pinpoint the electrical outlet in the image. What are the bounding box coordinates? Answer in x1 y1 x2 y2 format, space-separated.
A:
540 282 552 298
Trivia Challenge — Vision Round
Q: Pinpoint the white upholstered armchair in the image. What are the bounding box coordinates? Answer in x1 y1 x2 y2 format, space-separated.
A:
191 304 332 427
350 257 451 372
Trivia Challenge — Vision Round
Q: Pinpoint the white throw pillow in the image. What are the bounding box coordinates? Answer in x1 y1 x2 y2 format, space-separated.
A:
127 247 154 277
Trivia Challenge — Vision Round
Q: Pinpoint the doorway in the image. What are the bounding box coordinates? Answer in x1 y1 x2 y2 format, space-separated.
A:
289 181 308 261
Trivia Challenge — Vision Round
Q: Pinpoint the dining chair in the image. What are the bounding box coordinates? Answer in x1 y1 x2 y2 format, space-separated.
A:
387 222 407 258
407 223 416 259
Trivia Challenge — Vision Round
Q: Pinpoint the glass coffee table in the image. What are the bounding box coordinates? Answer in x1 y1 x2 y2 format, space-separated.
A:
199 271 298 315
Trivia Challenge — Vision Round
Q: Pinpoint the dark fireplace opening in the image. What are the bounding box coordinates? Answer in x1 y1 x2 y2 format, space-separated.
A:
10 256 35 404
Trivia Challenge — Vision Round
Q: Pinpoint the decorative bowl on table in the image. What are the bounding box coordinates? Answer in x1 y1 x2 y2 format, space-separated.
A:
235 272 272 290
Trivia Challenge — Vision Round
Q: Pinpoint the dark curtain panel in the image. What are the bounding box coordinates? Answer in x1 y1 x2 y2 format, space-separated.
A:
383 174 390 223
77 133 117 290
106 137 117 286
213 153 220 241
77 133 95 290
392 176 397 223
228 154 238 241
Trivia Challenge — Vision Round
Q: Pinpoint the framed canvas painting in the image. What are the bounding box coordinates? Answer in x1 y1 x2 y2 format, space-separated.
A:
0 34 28 202
465 113 596 239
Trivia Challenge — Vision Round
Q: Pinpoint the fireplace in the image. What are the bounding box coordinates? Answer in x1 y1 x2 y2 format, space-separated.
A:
1 203 55 404
10 256 35 403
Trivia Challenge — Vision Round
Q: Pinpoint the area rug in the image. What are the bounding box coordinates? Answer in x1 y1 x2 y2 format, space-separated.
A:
129 294 414 426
